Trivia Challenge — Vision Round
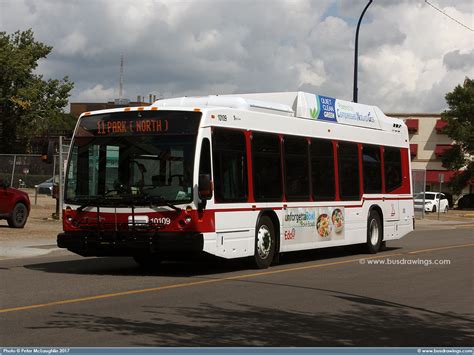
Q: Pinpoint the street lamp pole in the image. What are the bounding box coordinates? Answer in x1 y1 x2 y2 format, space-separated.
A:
353 0 373 103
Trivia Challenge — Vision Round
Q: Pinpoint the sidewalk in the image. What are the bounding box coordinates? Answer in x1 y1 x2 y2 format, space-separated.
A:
0 238 61 259
415 209 474 229
0 191 62 260
415 217 474 230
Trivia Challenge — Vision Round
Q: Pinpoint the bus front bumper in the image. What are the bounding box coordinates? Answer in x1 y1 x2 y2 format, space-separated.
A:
57 231 204 257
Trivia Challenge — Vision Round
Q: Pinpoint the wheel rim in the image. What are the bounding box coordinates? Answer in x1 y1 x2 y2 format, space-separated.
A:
257 225 272 259
370 219 379 246
15 205 26 225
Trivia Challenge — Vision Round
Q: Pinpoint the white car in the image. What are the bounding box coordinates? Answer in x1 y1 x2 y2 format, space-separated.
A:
414 192 449 213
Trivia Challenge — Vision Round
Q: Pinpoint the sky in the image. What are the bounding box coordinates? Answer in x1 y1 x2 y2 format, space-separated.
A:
1 0 473 113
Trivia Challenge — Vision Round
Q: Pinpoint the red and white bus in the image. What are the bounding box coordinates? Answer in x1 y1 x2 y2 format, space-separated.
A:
58 92 414 268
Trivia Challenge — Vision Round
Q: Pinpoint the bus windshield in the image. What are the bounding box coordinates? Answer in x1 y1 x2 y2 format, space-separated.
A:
64 111 201 206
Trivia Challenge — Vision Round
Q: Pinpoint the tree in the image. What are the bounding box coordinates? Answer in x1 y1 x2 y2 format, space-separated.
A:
0 29 74 153
441 78 474 194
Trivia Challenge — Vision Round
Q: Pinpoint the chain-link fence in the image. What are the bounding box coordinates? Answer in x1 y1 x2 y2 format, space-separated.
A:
0 137 71 217
0 154 57 189
412 169 426 219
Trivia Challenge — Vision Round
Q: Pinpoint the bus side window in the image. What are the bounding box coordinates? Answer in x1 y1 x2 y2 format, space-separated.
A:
311 138 335 201
284 136 310 201
338 142 360 200
384 147 402 192
212 129 248 203
252 132 283 202
362 145 382 194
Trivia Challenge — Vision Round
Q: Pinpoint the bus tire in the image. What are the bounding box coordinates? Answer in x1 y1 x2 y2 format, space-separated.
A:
7 202 28 228
253 216 275 269
133 253 162 270
366 210 382 254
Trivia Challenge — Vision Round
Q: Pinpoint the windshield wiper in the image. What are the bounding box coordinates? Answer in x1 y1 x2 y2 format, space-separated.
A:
75 190 124 212
76 196 104 213
140 194 181 212
74 192 181 212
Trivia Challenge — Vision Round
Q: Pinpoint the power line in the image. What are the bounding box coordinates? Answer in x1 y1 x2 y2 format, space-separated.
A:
424 0 473 32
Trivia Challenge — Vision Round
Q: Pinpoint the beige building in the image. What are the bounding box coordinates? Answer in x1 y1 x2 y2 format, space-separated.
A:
70 99 150 118
70 95 159 118
388 113 471 196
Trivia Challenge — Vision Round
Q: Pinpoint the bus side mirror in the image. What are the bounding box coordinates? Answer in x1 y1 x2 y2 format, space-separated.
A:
198 174 213 200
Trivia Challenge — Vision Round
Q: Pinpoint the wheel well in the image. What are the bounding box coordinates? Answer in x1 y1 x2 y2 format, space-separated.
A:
369 204 383 240
257 210 280 254
15 199 30 212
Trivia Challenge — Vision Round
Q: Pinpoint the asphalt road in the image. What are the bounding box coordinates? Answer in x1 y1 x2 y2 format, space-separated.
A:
1 228 473 347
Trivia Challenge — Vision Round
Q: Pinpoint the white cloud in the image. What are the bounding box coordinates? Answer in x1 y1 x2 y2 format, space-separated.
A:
296 60 326 87
76 84 116 102
0 0 472 113
57 31 89 56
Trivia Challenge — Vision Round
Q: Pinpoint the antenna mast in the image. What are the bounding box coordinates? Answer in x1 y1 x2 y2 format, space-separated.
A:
119 54 124 99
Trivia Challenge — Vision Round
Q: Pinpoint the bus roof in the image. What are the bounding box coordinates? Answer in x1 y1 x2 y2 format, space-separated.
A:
79 91 405 134
152 91 402 132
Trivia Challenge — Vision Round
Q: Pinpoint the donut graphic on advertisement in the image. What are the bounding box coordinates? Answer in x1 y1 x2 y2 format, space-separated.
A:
331 208 344 233
317 214 331 237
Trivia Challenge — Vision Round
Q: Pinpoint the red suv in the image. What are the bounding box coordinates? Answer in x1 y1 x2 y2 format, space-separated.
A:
0 178 30 228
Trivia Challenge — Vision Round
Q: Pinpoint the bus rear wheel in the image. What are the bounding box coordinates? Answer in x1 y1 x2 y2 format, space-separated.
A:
253 216 275 269
366 210 382 254
133 253 162 270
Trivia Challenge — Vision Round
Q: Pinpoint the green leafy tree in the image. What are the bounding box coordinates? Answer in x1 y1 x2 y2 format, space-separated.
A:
0 29 74 153
441 78 474 194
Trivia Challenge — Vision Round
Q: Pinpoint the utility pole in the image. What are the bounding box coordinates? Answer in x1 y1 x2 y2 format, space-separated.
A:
353 0 373 103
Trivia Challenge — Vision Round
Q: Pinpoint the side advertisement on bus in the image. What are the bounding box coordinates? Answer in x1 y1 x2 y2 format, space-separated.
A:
283 207 345 242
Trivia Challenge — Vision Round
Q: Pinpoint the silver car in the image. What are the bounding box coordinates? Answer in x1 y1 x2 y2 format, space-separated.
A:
36 177 54 195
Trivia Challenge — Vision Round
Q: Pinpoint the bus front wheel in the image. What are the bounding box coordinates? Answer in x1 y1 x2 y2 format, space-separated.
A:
253 216 276 269
366 210 383 254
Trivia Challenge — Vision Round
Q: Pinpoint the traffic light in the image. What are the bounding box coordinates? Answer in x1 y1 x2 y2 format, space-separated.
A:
41 140 55 164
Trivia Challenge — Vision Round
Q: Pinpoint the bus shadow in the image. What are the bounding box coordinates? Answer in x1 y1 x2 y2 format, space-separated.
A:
25 295 472 347
24 245 402 277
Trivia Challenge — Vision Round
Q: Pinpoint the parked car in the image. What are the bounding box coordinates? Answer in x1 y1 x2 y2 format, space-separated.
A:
0 178 30 228
414 192 449 213
457 193 474 209
36 177 54 195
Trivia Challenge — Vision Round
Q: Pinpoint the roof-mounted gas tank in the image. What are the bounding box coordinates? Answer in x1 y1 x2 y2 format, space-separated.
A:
150 91 405 132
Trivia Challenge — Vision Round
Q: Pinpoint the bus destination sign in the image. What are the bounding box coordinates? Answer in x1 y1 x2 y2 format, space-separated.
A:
96 118 168 135
77 111 202 137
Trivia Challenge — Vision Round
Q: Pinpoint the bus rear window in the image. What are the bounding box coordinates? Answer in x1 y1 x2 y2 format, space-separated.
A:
384 147 402 192
363 145 382 194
